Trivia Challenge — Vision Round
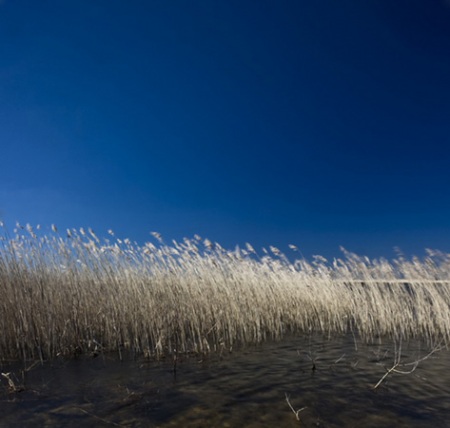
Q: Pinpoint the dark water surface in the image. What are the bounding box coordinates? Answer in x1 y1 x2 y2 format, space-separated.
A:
1 334 450 427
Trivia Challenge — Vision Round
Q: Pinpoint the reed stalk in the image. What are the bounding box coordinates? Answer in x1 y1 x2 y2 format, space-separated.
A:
1 223 449 362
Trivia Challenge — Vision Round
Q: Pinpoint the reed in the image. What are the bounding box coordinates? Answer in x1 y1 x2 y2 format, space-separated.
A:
1 222 449 362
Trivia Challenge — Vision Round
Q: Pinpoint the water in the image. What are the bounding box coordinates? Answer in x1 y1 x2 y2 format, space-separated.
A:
1 334 450 427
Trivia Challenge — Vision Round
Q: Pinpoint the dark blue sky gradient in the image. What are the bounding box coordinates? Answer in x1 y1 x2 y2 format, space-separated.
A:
1 0 450 258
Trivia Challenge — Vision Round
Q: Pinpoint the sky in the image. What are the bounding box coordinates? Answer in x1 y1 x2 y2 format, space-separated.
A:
1 0 450 259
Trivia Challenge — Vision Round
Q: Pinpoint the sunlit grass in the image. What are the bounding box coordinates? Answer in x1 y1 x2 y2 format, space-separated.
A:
1 222 449 362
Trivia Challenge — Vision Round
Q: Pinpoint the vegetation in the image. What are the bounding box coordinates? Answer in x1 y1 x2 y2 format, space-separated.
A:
1 222 449 362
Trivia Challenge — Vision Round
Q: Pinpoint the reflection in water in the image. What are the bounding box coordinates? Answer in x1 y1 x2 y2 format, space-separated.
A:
1 334 450 427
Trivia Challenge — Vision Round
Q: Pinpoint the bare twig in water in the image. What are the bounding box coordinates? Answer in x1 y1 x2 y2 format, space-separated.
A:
301 348 319 371
1 372 24 393
73 406 126 427
329 353 346 370
373 339 443 390
285 393 307 421
334 353 346 364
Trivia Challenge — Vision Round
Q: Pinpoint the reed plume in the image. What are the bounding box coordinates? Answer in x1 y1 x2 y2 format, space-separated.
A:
1 223 449 362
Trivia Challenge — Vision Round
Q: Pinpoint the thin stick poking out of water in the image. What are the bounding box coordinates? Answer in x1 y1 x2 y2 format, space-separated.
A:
285 393 307 421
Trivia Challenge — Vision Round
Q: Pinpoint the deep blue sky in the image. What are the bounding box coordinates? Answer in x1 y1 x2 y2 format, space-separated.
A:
1 0 450 258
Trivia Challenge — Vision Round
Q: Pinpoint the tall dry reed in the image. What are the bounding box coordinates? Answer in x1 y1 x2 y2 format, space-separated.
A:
0 222 449 362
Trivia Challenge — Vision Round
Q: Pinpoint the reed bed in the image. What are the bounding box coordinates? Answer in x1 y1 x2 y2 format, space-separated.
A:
0 222 449 362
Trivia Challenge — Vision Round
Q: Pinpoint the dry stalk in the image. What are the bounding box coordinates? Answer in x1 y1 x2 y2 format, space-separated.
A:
1 223 450 362
285 393 307 421
72 406 125 427
1 372 23 393
372 339 443 389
